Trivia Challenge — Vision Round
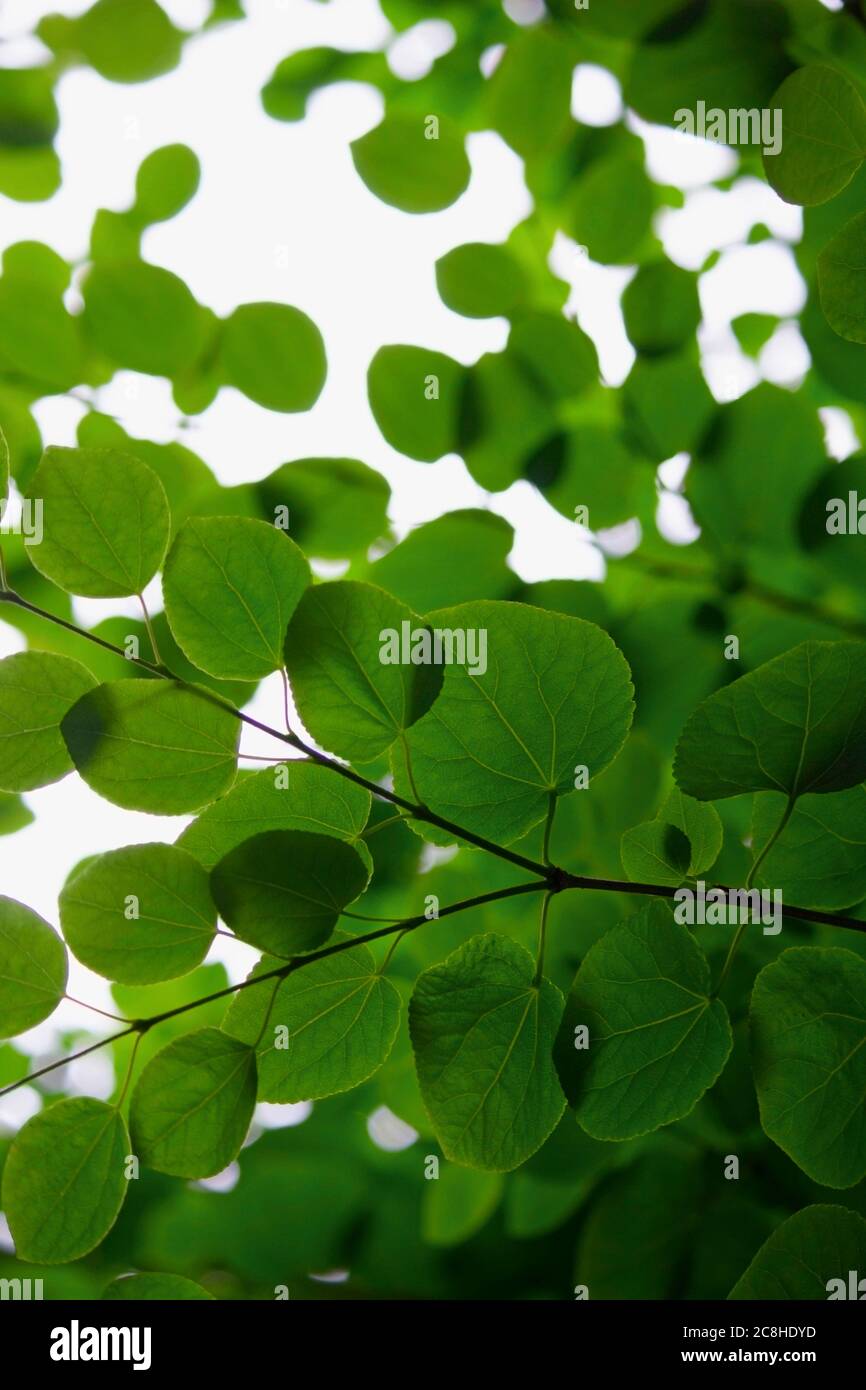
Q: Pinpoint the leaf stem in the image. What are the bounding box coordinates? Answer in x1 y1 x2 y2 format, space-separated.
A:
0 1027 137 1099
0 588 549 880
541 792 557 866
712 794 796 997
64 994 128 1023
533 891 553 986
0 882 547 1099
136 593 162 665
115 1030 143 1107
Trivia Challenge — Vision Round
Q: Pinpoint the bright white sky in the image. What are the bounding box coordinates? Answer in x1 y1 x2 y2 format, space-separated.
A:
0 0 851 1133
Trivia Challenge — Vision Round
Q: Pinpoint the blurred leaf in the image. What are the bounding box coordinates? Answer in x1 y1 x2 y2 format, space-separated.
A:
351 111 470 213
220 302 326 412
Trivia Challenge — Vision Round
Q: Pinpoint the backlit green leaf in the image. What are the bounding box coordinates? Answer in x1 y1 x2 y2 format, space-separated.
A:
402 600 634 845
2 1098 128 1262
223 933 401 1100
163 516 310 680
284 580 441 763
26 446 170 598
674 641 866 801
211 829 368 956
130 1027 257 1178
764 65 866 207
59 842 216 984
409 933 566 1172
0 651 97 791
555 903 732 1140
62 680 239 814
0 895 67 1037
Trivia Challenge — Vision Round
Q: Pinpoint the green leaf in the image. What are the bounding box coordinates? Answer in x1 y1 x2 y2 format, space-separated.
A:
2 1098 129 1262
211 829 368 956
83 261 206 376
368 344 464 462
223 933 401 1101
435 242 527 319
571 154 654 265
284 580 442 763
555 903 732 1140
0 791 33 836
220 302 326 412
458 349 548 492
576 1147 703 1299
163 516 310 680
39 0 183 84
256 457 389 559
402 600 634 845
623 349 715 461
177 761 371 871
62 680 240 814
659 787 724 875
59 842 216 985
508 312 599 401
0 68 59 203
0 422 8 502
421 1164 503 1247
818 208 866 343
0 261 85 392
26 446 170 597
370 510 514 611
103 1272 214 1300
764 65 866 207
351 112 470 213
133 144 200 223
130 1027 257 1178
484 27 574 163
750 946 866 1188
674 641 866 801
0 896 67 1037
751 785 866 911
409 933 566 1172
688 385 826 555
621 261 701 354
261 47 390 123
620 820 691 886
729 1205 866 1299
0 651 98 791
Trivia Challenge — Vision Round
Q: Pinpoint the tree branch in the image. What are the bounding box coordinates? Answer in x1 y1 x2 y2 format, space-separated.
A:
0 588 547 879
0 882 546 1099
